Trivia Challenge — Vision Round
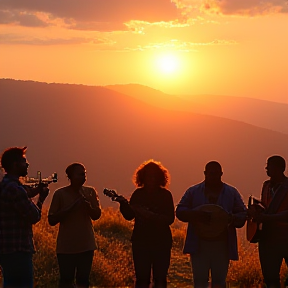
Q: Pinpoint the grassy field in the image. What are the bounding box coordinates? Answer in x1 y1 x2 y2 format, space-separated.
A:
1 208 288 287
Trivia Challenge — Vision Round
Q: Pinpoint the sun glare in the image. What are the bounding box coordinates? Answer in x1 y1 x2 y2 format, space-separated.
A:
156 53 180 74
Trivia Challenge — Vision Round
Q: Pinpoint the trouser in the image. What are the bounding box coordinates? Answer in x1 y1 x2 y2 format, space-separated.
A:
132 242 171 288
259 240 288 288
190 240 229 288
57 250 94 288
0 252 33 288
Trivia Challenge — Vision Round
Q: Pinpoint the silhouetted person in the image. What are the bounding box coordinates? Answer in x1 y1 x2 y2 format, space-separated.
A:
0 147 49 288
176 161 246 288
118 160 175 288
48 163 101 288
249 156 288 288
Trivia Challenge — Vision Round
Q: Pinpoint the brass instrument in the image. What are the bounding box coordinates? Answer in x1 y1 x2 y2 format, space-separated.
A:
23 171 58 187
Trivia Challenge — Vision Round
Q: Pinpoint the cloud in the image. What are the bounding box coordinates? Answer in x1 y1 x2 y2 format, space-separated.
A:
0 33 108 45
114 39 238 52
0 10 48 27
175 0 288 16
0 0 180 31
206 0 288 15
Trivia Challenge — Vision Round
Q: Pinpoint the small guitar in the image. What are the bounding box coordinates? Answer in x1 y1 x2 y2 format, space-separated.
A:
246 195 265 243
103 188 127 203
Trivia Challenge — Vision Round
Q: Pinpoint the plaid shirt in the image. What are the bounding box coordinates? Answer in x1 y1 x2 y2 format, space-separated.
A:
0 174 41 253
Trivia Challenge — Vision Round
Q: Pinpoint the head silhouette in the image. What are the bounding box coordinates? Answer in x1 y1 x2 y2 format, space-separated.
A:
133 159 170 188
265 155 286 178
65 163 86 187
1 147 29 177
204 161 223 186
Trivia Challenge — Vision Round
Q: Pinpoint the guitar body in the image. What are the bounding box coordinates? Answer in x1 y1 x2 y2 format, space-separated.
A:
246 196 265 243
246 219 262 243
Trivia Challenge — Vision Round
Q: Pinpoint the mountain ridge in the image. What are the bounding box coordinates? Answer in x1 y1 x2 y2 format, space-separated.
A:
1 79 287 207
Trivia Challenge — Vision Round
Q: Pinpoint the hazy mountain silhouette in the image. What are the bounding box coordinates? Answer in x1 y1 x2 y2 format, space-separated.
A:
107 84 288 135
1 79 288 208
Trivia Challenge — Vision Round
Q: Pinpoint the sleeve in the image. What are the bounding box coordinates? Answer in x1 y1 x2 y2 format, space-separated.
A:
231 188 247 228
155 190 175 226
176 188 194 222
120 191 136 221
48 189 62 226
48 190 62 216
8 183 41 224
88 188 101 220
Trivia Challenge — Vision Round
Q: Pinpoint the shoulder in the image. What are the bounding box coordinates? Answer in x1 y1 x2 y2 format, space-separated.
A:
83 186 96 192
1 177 26 197
224 183 239 194
53 186 69 197
82 186 98 196
129 188 143 199
263 180 270 187
160 187 173 197
132 187 143 195
186 182 204 194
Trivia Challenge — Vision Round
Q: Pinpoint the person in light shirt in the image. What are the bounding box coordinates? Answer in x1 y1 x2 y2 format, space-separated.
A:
48 163 101 288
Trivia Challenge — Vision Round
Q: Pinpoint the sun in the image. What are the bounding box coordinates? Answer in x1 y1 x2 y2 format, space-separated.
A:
156 53 180 74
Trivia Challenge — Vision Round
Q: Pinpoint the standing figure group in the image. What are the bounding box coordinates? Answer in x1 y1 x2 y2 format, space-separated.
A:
0 146 288 288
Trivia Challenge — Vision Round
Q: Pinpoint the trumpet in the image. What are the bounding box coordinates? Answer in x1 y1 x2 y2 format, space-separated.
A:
23 171 58 187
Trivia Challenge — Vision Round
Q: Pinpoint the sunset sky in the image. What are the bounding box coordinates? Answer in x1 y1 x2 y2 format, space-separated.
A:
1 0 287 103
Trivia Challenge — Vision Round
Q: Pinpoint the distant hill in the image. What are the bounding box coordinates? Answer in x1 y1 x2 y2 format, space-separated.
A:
1 79 288 207
107 84 288 135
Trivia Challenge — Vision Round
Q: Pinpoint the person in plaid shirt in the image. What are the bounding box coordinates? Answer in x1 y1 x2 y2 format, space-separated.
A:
0 147 49 288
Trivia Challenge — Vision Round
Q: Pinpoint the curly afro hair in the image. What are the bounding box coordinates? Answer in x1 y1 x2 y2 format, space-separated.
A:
133 159 170 188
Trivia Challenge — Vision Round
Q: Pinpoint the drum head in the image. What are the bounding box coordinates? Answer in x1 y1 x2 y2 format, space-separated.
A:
194 204 229 238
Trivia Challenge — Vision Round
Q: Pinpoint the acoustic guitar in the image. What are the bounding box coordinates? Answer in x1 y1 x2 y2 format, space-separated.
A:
246 195 265 243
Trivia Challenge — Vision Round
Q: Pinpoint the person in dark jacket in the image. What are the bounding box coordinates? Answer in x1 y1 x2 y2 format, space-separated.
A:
176 161 246 288
118 159 175 288
249 156 288 288
0 147 49 288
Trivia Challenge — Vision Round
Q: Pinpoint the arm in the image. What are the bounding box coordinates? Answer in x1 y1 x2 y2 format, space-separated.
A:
229 189 247 228
154 190 175 225
176 188 194 222
85 188 101 220
9 183 41 224
25 186 40 198
141 190 174 225
120 195 135 221
48 190 63 226
176 187 211 224
255 210 288 223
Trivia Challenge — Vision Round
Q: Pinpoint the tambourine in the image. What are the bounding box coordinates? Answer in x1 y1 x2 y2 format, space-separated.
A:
194 204 229 239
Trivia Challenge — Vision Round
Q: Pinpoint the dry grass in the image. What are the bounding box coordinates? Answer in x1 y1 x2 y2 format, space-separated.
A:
1 208 287 287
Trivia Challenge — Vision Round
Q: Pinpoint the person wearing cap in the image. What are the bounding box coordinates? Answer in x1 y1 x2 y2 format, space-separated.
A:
248 155 288 288
48 162 101 288
176 161 246 288
0 147 49 288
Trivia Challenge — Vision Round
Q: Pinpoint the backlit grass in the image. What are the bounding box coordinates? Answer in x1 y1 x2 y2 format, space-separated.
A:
0 208 287 287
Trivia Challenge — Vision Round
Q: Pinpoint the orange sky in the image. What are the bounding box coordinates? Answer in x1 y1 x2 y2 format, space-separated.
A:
0 0 287 103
